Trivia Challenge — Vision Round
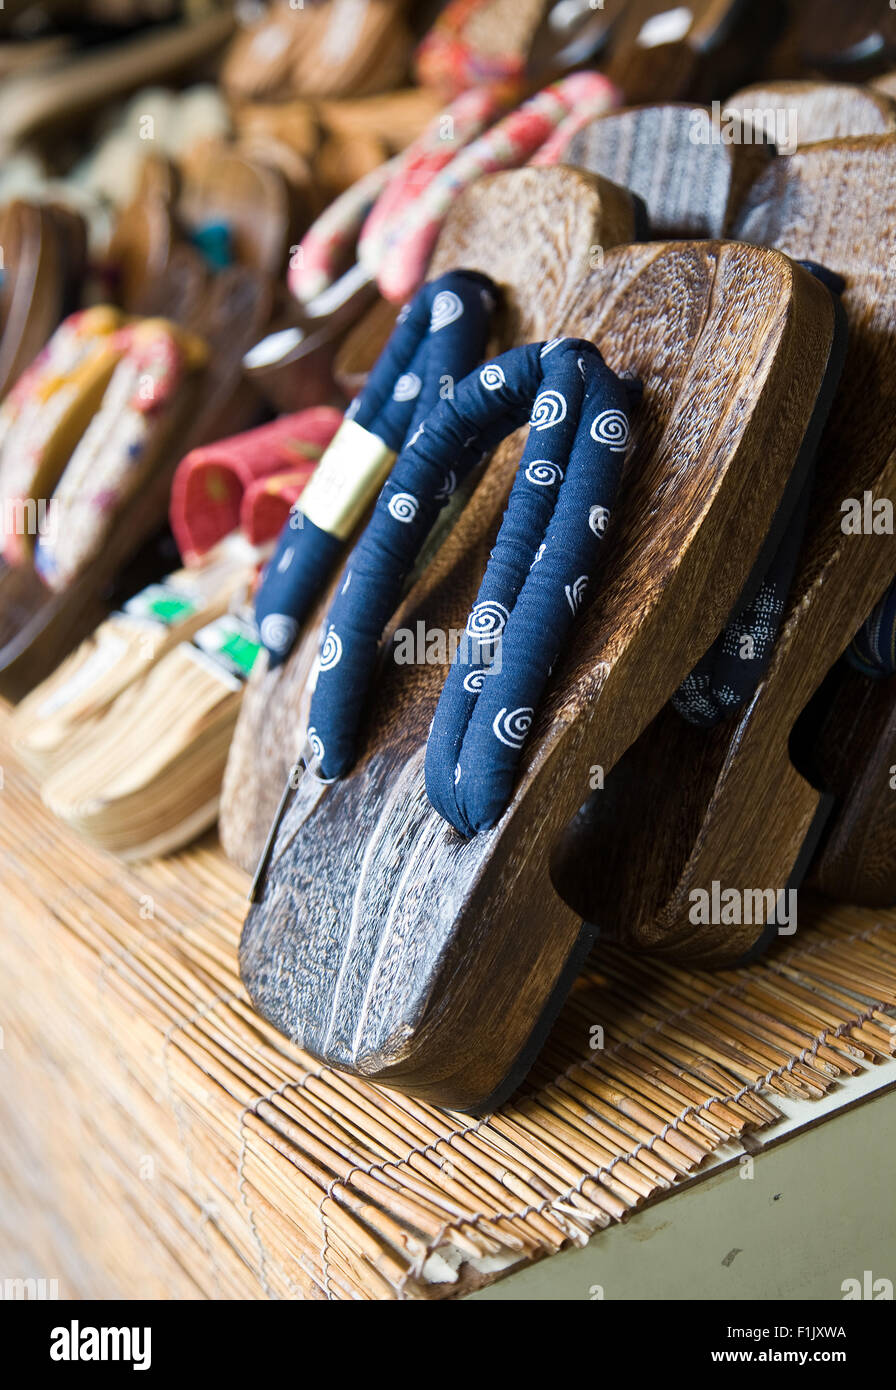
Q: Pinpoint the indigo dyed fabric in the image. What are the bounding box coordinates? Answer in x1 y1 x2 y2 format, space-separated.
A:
847 578 896 678
672 473 812 727
307 337 635 837
673 262 847 727
254 269 497 664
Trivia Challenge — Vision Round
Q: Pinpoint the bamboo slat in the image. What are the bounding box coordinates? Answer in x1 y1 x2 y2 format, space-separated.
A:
0 710 893 1299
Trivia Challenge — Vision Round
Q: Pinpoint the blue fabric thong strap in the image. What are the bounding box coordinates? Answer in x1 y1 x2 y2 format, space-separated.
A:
847 578 896 678
254 269 497 664
307 337 635 838
672 260 846 728
671 475 813 727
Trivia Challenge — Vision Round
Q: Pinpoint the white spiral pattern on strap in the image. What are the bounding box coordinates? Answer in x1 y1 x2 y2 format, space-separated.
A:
393 372 421 402
408 421 425 448
480 363 506 390
466 600 509 642
307 727 325 760
260 613 298 653
319 625 343 672
454 762 462 784
388 491 419 523
525 459 564 486
530 390 567 430
492 706 533 748
590 409 630 451
463 667 488 693
276 546 294 573
530 542 546 570
565 575 589 615
589 504 610 536
430 290 464 332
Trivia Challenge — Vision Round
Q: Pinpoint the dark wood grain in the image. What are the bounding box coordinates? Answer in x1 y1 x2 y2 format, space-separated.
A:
566 102 771 238
791 0 896 78
333 297 400 399
805 661 896 907
556 135 896 966
605 0 782 105
0 203 85 402
220 164 639 874
240 236 837 1112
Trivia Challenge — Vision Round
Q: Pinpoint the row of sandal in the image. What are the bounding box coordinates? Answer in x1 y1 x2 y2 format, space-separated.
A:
3 60 895 1114
236 121 895 1112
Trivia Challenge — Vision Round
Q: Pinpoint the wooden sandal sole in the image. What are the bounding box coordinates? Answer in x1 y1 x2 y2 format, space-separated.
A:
240 239 839 1112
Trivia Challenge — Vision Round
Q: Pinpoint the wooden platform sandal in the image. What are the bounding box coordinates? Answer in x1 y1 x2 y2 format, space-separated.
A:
603 0 782 106
563 101 772 239
10 535 255 781
0 201 87 402
239 233 844 1113
725 80 896 147
0 267 273 701
554 135 896 968
788 0 896 81
219 165 639 875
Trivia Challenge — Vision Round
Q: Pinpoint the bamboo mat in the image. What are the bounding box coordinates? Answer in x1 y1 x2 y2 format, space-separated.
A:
1 714 895 1300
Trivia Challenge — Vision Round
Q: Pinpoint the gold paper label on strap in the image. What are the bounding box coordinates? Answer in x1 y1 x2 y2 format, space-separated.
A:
298 419 396 540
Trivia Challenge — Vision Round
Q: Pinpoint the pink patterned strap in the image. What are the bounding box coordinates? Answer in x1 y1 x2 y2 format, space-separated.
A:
376 72 618 303
170 407 342 563
288 155 404 305
415 0 527 97
530 84 623 166
357 82 518 273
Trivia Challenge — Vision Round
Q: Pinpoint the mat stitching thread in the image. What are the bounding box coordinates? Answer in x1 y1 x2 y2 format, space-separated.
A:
237 1077 310 1300
396 1001 891 1298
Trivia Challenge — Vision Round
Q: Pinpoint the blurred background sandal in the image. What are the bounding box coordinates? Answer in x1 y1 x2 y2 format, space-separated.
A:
42 606 262 861
725 80 896 146
221 0 414 104
32 317 208 591
604 0 783 106
10 534 255 779
788 0 896 81
0 266 274 701
563 101 772 239
0 200 87 401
